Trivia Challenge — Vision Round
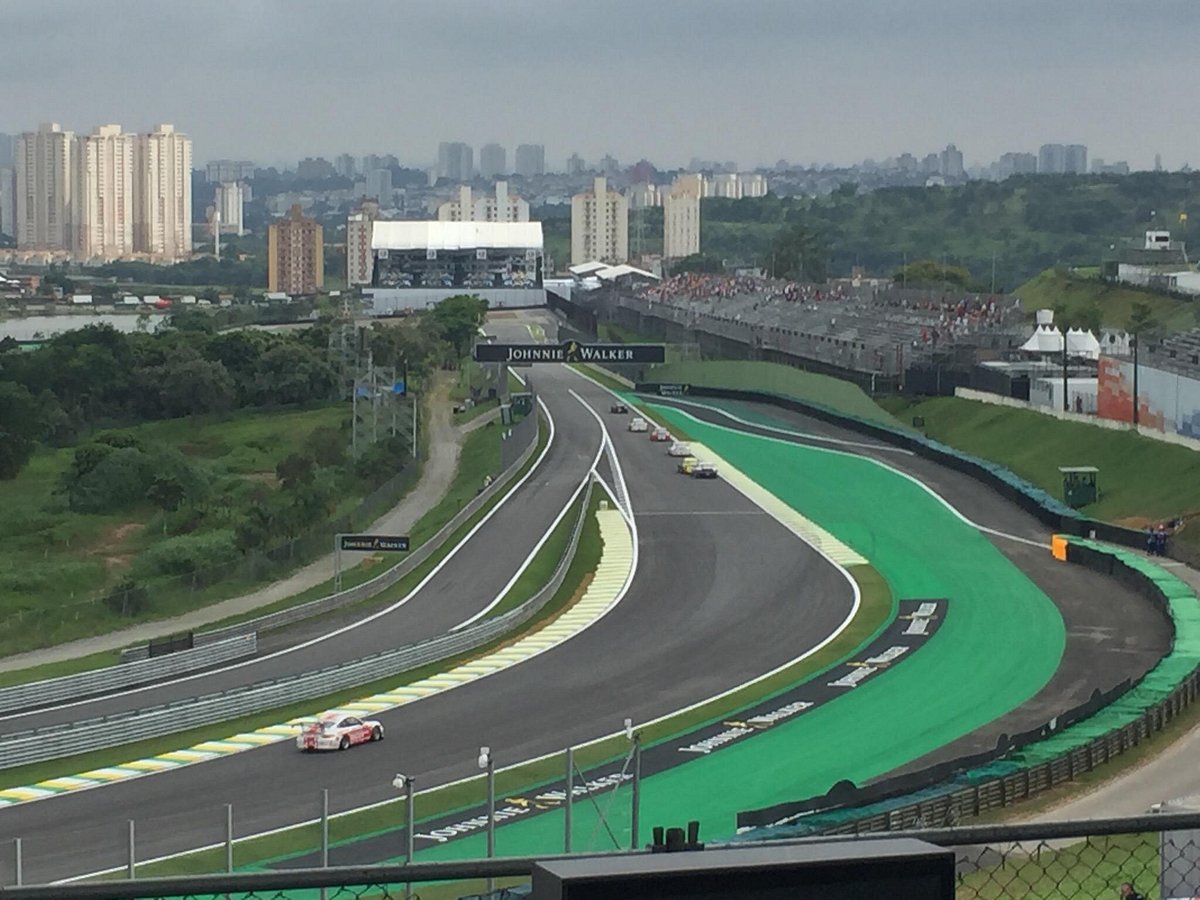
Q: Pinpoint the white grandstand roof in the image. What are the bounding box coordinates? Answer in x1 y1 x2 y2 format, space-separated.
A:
569 261 609 276
595 264 659 282
372 221 543 252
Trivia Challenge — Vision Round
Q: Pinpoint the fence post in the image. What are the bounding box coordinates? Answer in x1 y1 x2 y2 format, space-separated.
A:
13 837 21 887
128 820 135 879
564 747 573 853
226 804 234 873
320 789 330 900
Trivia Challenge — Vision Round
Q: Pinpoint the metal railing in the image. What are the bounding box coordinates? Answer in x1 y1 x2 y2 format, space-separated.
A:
194 409 542 646
0 635 257 715
0 477 591 770
6 811 1200 898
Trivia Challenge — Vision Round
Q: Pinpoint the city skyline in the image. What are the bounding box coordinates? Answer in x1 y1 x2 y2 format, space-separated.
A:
2 0 1197 171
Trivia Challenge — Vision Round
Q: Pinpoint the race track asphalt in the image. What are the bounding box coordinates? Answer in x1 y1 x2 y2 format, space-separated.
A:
0 365 856 883
644 394 1173 773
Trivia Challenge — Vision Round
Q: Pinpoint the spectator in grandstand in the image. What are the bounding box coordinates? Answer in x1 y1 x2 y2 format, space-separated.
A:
1119 881 1145 900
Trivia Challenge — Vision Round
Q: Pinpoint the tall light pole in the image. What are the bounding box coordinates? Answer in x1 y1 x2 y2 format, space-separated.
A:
1132 334 1140 426
626 718 642 850
479 746 495 894
392 773 415 900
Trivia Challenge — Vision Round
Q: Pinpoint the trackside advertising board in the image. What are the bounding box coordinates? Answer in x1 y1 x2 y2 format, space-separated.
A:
473 340 665 364
339 534 410 552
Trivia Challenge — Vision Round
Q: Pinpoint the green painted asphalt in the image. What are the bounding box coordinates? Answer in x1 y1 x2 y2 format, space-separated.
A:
256 396 1066 884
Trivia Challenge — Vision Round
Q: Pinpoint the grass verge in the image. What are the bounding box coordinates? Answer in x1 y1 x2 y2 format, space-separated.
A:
135 559 891 877
488 481 590 620
453 397 499 425
874 394 1200 553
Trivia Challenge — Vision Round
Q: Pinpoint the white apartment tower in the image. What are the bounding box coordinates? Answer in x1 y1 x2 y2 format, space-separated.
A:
437 181 529 223
134 124 192 261
663 173 703 260
570 176 628 265
346 201 379 286
73 124 135 260
211 181 245 236
15 123 74 250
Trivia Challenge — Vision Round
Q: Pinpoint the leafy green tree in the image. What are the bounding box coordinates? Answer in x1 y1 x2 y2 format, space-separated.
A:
1128 300 1158 335
893 259 971 289
151 357 237 418
766 223 828 282
103 577 149 618
147 475 187 533
276 452 316 490
0 382 42 479
428 294 489 358
305 425 347 467
234 505 273 554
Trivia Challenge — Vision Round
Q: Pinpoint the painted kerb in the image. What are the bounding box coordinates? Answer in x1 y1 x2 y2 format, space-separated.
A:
0 635 257 716
194 407 542 646
0 477 591 770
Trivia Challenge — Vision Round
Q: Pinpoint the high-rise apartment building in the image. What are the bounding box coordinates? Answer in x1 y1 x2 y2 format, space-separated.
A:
1038 144 1066 174
1064 144 1088 175
626 182 661 209
15 122 74 250
571 176 628 265
134 123 192 261
940 144 965 179
346 201 379 286
436 142 474 182
566 153 586 176
211 181 246 236
297 157 335 179
663 174 703 261
0 133 14 168
334 153 357 178
268 203 324 295
205 159 255 182
0 167 15 238
72 124 135 260
515 144 545 178
437 181 529 223
364 168 393 204
479 144 506 179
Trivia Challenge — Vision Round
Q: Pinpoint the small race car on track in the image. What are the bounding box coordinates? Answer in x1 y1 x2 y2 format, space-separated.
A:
667 441 692 457
677 456 698 475
297 713 384 752
610 402 629 414
692 462 720 479
628 417 649 433
650 427 672 442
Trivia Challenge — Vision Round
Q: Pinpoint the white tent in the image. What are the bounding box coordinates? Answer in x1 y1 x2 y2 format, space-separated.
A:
1019 325 1100 360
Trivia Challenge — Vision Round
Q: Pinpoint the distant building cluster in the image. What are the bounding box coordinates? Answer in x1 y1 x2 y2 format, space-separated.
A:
267 203 323 295
10 122 192 263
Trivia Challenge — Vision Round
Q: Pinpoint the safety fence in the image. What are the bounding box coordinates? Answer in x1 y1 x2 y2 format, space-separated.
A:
7 812 1200 898
0 478 592 770
735 537 1200 838
194 405 542 646
0 634 257 715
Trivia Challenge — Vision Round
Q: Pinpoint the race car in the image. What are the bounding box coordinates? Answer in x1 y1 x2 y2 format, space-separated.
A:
296 713 384 752
628 416 649 433
692 462 720 479
650 427 672 442
667 441 692 457
677 456 698 475
610 402 629 414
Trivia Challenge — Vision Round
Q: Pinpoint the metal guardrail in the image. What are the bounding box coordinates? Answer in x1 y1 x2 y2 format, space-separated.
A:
0 635 257 716
0 479 592 770
194 411 542 647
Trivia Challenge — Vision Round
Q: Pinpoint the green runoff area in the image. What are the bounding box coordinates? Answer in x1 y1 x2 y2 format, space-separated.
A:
219 389 1064 878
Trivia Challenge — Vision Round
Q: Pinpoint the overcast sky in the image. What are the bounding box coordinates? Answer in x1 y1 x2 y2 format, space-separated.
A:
3 0 1196 171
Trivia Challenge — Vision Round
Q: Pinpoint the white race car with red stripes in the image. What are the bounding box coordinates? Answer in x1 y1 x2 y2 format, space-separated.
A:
296 713 384 752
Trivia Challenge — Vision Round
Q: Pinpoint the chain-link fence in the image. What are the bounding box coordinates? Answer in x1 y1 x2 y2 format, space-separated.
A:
11 813 1200 899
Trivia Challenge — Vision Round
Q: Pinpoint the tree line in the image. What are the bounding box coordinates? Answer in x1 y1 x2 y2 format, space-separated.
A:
0 293 489 480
